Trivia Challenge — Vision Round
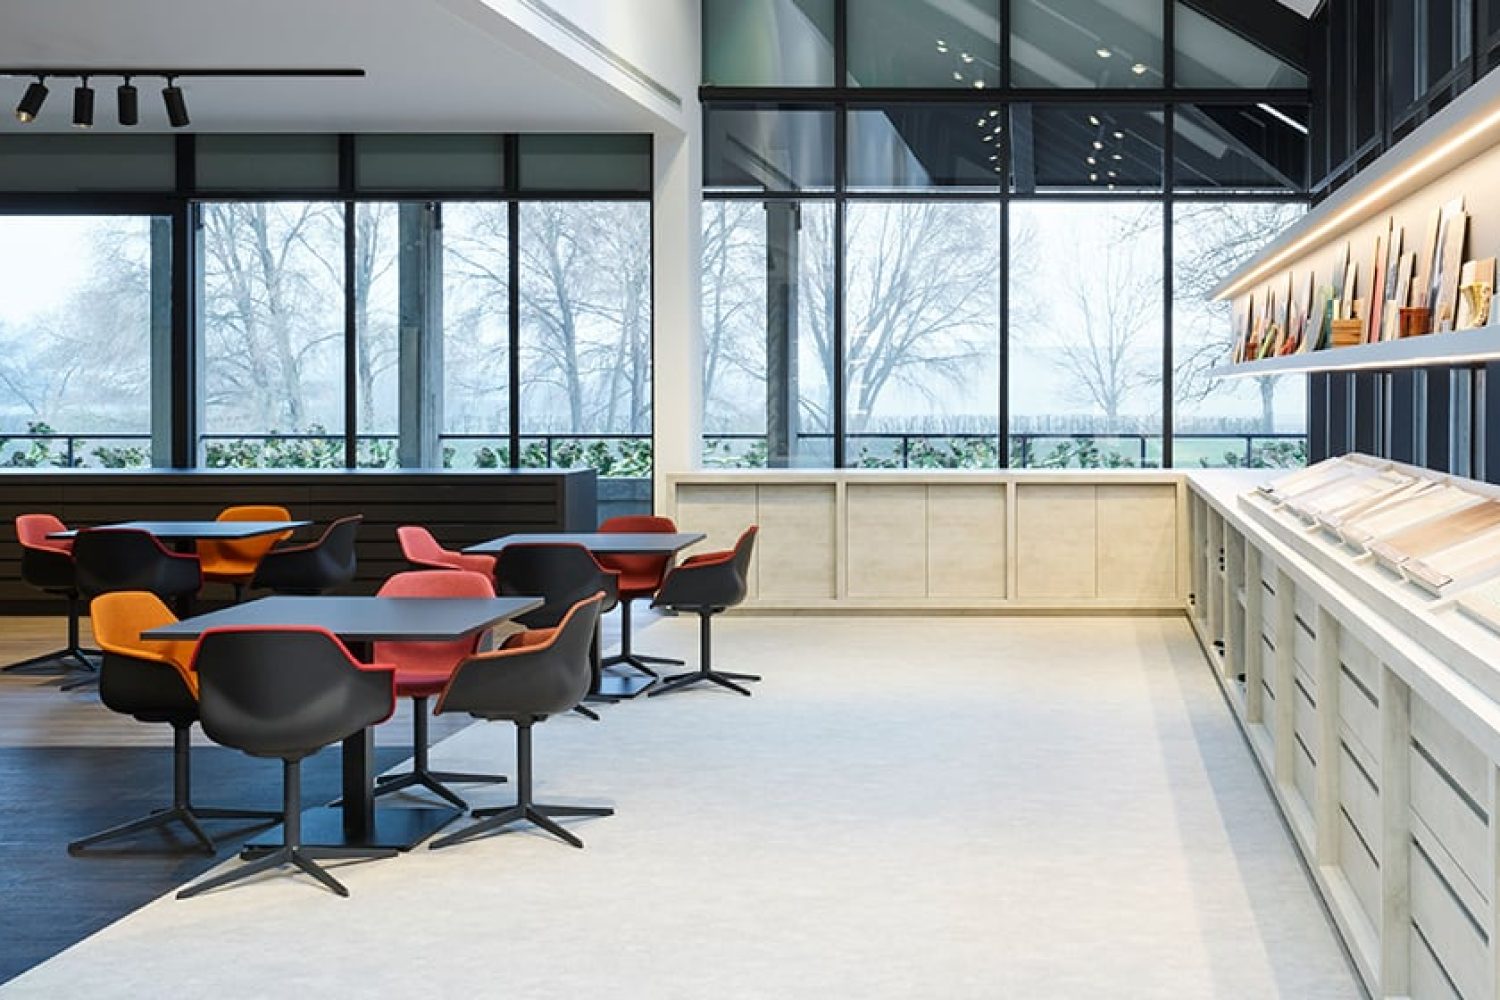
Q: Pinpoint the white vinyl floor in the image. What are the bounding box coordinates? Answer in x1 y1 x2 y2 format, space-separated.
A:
2 615 1362 999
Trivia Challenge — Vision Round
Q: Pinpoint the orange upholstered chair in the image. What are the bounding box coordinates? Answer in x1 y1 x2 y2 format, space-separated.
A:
69 592 278 853
397 525 496 577
198 505 293 601
596 515 683 678
371 570 507 808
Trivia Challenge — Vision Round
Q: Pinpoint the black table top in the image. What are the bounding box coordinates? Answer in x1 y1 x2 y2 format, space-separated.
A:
49 520 312 541
463 531 706 556
143 595 544 643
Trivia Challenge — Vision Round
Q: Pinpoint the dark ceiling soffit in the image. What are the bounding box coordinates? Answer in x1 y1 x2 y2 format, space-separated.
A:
1177 0 1310 72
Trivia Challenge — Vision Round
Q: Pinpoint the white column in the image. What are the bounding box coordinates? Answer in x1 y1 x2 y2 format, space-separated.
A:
651 117 703 514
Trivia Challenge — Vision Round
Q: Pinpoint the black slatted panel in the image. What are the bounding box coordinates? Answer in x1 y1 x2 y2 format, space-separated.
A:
0 470 596 613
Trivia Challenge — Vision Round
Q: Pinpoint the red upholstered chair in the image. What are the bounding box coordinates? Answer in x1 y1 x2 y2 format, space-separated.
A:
596 515 684 678
649 526 760 698
371 570 507 809
7 513 100 675
397 526 496 577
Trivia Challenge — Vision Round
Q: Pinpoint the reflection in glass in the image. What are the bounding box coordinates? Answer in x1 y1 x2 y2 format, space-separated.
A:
844 202 1000 468
1010 104 1163 193
705 108 837 193
700 200 836 468
1010 0 1164 88
201 202 346 467
847 0 1001 89
1174 104 1309 192
703 0 836 87
848 106 1006 191
1172 202 1306 469
0 216 162 468
1173 3 1307 89
1009 201 1163 467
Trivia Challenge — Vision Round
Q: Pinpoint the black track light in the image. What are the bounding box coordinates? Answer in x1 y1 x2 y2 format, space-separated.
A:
117 78 138 126
72 78 94 129
162 79 189 128
15 77 47 123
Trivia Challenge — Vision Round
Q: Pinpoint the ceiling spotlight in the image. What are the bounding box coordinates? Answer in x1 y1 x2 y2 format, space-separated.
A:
1090 172 1099 182
1092 140 1104 150
71 78 94 129
961 52 974 63
989 154 999 161
973 80 985 88
15 77 47 123
988 109 999 117
117 78 138 126
936 39 949 52
1112 153 1123 161
1113 130 1125 139
1131 62 1148 75
977 117 988 126
953 70 964 81
1108 170 1118 178
1096 47 1112 58
1086 156 1097 165
1088 115 1100 126
162 78 189 127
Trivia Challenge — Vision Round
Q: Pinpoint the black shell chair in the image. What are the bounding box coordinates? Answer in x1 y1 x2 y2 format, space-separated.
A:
429 592 610 851
177 627 397 899
648 526 759 698
251 515 361 595
72 529 202 612
494 542 619 718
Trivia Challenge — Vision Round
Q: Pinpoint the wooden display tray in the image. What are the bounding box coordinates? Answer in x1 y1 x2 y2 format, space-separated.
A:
1402 522 1500 594
1334 484 1484 550
1286 469 1414 522
1256 456 1374 504
1369 500 1500 570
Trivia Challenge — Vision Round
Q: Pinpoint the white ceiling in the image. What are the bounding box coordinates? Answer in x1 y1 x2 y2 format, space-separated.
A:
0 0 667 133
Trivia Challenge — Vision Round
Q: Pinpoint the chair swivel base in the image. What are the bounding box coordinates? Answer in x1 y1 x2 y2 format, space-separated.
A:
373 767 506 811
648 668 761 698
3 647 101 674
600 652 684 678
178 844 396 899
430 802 613 851
69 804 282 855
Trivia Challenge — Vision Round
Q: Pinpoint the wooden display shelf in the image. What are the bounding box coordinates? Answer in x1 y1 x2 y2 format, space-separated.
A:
1207 324 1500 378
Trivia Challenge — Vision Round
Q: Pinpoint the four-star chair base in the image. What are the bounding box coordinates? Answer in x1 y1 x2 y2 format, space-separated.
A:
429 722 611 851
647 608 761 699
373 695 506 810
179 759 394 899
69 725 280 854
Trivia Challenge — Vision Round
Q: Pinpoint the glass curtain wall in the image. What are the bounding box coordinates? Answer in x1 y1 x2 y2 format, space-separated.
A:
702 0 1311 469
0 215 168 467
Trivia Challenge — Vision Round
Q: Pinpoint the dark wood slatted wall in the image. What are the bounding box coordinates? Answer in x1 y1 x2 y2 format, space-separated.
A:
0 470 597 613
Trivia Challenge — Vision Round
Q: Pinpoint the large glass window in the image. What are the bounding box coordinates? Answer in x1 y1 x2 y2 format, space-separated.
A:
0 216 164 467
847 0 1001 89
845 202 1001 467
518 202 653 482
701 200 836 467
1173 202 1307 468
200 202 346 467
1009 201 1164 467
441 202 511 469
702 0 836 87
1010 0 1165 88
